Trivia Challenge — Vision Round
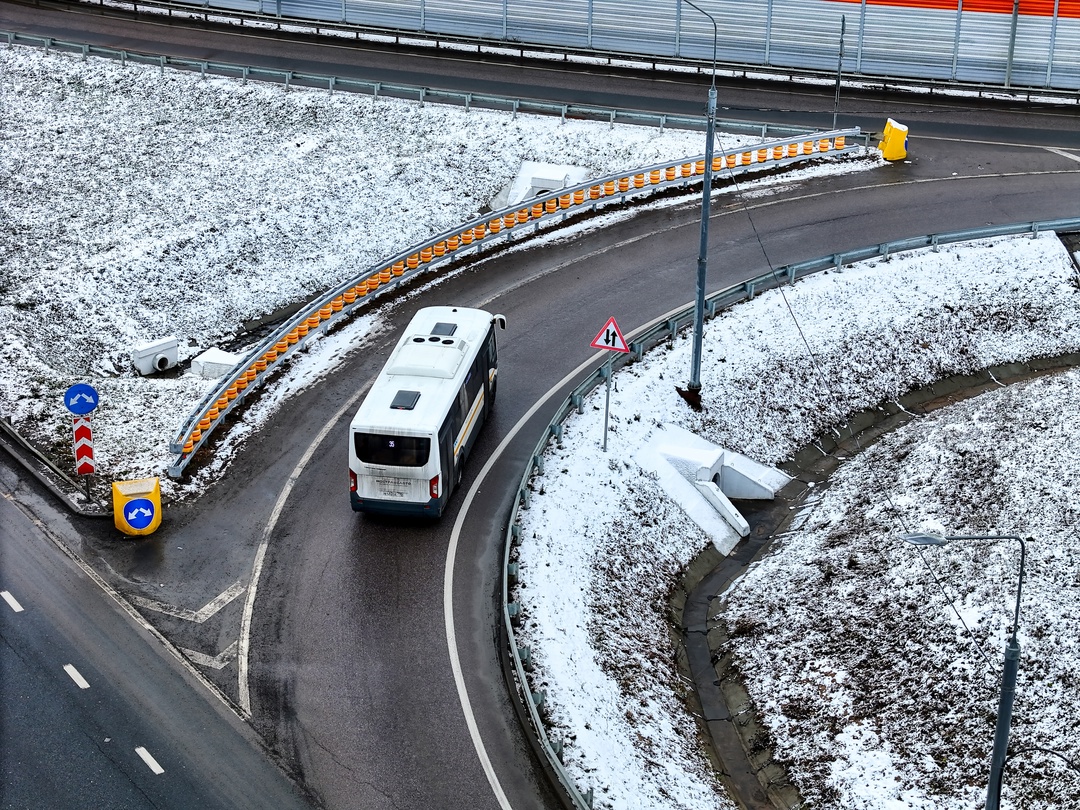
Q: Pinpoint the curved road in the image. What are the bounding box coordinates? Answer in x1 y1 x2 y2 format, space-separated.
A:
2 3 1080 809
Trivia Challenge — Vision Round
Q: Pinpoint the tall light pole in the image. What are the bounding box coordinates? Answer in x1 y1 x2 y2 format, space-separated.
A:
680 0 718 409
901 532 1028 810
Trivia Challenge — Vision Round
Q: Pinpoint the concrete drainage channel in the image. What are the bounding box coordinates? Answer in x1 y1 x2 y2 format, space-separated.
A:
672 351 1080 810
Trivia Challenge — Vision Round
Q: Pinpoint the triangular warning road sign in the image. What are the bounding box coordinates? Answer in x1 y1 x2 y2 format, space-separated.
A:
590 317 630 353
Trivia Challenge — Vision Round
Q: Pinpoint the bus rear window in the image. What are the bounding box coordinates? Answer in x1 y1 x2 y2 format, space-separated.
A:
355 433 430 467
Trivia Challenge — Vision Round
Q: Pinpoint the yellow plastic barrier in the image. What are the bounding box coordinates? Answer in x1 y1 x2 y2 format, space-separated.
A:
878 118 908 160
113 477 163 536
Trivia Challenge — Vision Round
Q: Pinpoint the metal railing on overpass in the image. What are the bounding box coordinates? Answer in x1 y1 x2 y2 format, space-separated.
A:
500 215 1080 809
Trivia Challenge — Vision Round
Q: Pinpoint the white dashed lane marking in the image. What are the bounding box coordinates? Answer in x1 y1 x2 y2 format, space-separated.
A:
135 747 165 775
63 664 90 690
1 590 24 612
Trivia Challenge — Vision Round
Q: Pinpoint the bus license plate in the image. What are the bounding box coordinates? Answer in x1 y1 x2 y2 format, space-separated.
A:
376 477 410 498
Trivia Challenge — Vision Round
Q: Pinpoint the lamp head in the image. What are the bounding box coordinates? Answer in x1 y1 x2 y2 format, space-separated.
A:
901 532 950 547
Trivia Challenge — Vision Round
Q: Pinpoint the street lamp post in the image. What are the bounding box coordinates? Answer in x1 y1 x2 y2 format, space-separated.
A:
680 0 718 409
901 532 1028 810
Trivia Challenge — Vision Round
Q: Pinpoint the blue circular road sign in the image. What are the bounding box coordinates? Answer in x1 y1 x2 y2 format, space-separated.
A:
124 498 156 531
124 501 156 533
64 383 100 415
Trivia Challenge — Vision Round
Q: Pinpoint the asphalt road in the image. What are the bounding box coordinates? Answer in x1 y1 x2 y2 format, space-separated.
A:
0 466 312 809
2 3 1080 809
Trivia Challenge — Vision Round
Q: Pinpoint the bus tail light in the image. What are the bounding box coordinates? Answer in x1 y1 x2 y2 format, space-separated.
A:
430 475 440 499
350 469 357 492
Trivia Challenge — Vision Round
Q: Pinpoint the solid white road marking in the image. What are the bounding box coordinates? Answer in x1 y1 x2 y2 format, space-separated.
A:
135 747 165 775
1 590 24 612
63 664 90 689
442 307 683 809
237 382 373 717
131 580 246 623
1044 146 1080 164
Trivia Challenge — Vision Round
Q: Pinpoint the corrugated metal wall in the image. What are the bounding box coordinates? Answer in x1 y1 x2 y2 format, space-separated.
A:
223 0 1080 90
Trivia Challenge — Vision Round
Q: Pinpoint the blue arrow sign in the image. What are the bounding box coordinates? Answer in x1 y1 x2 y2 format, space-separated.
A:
64 383 100 415
124 498 155 531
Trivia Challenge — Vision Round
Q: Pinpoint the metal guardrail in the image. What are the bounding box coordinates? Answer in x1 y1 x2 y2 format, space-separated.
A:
160 127 865 477
3 29 823 139
501 216 1080 809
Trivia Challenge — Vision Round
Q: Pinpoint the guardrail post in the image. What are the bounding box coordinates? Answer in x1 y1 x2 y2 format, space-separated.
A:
285 71 292 91
81 44 88 60
1030 222 1040 238
880 243 890 260
659 114 666 134
571 393 584 414
200 61 207 78
329 76 335 95
609 109 615 129
512 99 519 119
518 644 533 671
120 49 127 67
159 55 165 74
787 265 797 283
374 82 380 101
561 104 567 124
706 299 718 318
519 485 531 509
667 318 679 338
420 87 425 107
549 423 563 446
551 738 564 762
931 234 940 252
532 453 544 475
745 281 756 299
834 253 843 270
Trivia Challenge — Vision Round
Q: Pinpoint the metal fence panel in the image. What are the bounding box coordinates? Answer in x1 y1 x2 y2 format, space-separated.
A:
954 11 1012 84
1048 18 1080 87
767 0 850 71
342 0 419 29
858 5 960 81
426 0 506 38
590 0 679 57
507 0 591 49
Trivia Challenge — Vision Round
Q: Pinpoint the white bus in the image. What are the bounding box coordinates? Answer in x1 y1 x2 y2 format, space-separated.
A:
349 306 506 517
